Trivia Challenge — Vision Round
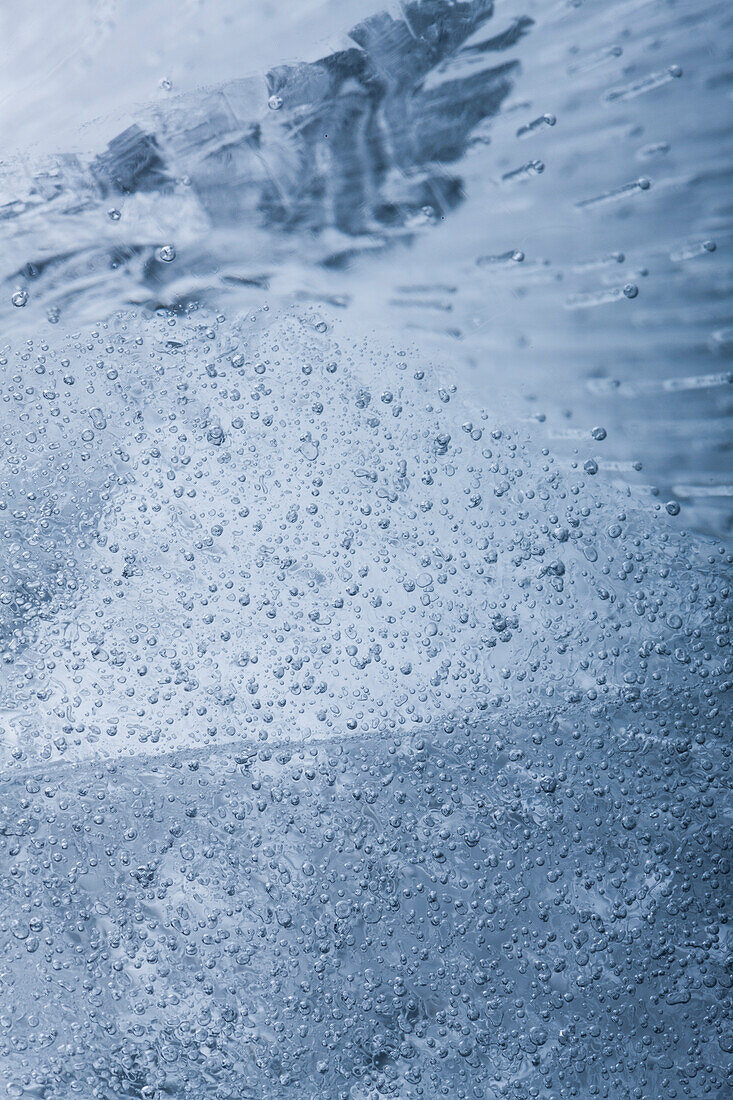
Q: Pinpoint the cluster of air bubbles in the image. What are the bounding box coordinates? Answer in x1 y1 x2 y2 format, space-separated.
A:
0 277 729 1100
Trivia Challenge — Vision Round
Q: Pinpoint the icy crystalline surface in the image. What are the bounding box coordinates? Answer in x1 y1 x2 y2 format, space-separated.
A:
0 2 731 1099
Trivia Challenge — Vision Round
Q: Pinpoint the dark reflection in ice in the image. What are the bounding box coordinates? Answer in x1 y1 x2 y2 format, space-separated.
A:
1 0 523 276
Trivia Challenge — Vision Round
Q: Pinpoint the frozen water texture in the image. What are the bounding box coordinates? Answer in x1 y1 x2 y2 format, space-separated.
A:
0 2 731 1099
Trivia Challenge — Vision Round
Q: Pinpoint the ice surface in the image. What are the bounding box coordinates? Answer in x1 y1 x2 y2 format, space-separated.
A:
0 2 731 1098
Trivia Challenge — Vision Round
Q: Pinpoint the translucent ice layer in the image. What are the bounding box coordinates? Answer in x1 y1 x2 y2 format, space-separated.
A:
0 2 731 1099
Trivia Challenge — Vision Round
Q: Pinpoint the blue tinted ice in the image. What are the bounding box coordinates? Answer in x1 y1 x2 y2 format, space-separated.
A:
0 1 731 1098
